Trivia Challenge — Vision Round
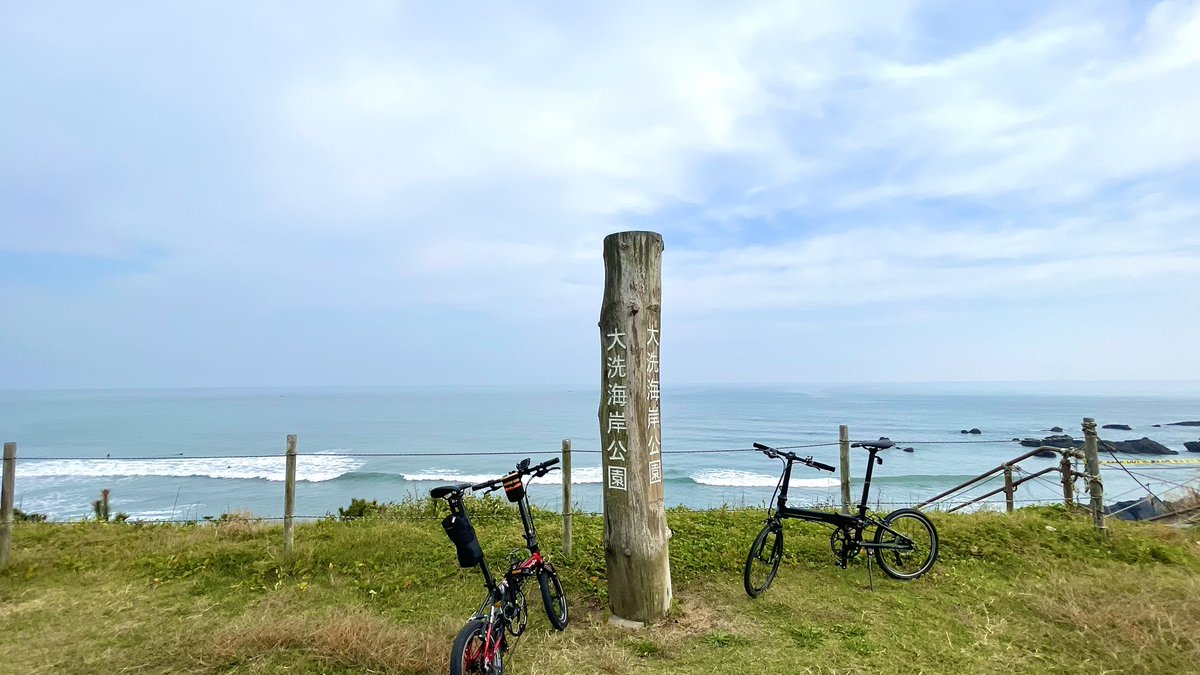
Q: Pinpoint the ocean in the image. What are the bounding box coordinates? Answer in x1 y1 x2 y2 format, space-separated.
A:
2 383 1198 521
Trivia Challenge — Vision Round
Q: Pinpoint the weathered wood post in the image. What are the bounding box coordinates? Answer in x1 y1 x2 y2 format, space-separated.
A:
599 231 671 625
1082 418 1106 534
1059 451 1075 509
284 434 297 555
561 438 573 557
838 425 852 515
1 442 15 568
1002 465 1015 513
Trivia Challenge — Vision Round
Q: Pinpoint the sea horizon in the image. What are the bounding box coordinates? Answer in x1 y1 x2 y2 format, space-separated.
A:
3 381 1198 521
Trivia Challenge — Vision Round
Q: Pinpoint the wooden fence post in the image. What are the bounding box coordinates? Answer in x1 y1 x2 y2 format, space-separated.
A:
838 425 851 515
284 434 297 555
1002 465 1015 513
561 438 573 557
1 443 15 569
1059 452 1075 509
1082 418 1106 534
598 231 671 625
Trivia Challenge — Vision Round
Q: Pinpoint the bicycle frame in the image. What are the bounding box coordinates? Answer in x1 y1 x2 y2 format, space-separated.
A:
770 448 913 553
473 482 546 599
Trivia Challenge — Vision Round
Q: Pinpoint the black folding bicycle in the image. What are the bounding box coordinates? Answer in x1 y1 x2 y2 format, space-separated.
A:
743 438 938 598
431 457 568 675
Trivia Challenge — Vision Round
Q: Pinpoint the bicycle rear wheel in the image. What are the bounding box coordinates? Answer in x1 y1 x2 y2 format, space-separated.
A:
743 522 783 598
873 508 938 580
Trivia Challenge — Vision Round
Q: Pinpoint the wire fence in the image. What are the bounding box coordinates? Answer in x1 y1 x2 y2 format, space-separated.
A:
5 433 1199 528
14 437 1064 461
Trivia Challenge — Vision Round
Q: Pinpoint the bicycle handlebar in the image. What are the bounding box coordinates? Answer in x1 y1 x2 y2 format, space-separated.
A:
752 442 835 473
471 457 561 492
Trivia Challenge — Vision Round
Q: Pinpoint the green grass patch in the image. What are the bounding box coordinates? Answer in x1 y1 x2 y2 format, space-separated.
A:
2 502 1199 673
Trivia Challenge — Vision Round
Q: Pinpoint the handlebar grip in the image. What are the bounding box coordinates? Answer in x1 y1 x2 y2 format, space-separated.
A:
471 478 500 491
752 443 770 451
812 461 836 473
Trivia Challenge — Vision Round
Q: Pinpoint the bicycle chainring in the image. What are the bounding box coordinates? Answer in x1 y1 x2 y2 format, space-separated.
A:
830 527 860 568
503 587 527 637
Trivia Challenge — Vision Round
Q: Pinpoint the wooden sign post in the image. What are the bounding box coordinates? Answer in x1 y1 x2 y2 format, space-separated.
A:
598 231 672 625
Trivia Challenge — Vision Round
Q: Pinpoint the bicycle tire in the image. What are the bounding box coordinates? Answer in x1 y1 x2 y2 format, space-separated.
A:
538 565 569 631
450 617 503 675
743 522 783 598
873 508 938 580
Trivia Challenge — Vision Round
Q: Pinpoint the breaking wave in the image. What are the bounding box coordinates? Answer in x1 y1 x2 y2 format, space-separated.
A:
687 469 838 488
399 467 603 485
20 453 362 483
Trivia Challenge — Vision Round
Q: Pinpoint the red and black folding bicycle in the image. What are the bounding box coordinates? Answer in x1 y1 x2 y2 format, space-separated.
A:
431 457 568 675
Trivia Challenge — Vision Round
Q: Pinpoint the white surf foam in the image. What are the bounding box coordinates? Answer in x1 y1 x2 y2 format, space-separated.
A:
402 467 603 485
689 469 839 488
20 453 362 483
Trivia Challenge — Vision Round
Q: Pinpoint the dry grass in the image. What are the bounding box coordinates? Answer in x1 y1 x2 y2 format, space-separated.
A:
202 598 447 674
214 510 276 538
1026 569 1200 673
1164 488 1200 523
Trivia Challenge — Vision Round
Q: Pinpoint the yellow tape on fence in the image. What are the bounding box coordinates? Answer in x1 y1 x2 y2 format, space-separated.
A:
1099 458 1200 465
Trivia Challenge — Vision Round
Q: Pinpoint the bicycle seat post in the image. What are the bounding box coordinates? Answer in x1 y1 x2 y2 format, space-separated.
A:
857 447 882 516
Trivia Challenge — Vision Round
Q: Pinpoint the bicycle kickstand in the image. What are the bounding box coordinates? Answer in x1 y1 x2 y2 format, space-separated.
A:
866 552 875 592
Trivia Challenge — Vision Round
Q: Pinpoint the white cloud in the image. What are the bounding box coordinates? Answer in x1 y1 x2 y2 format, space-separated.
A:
667 197 1200 312
841 0 1200 203
2 1 1199 385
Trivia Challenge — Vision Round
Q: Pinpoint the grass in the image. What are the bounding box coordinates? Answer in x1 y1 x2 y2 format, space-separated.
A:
2 501 1199 674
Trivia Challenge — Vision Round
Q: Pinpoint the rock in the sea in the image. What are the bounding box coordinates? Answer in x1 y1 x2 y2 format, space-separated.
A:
902 447 915 453
1012 437 1020 442
1050 426 1064 433
1166 421 1200 426
969 428 982 435
1102 424 1133 430
1021 434 1081 449
1104 437 1177 455
1033 448 1059 458
1185 441 1200 453
1106 496 1170 521
960 429 968 434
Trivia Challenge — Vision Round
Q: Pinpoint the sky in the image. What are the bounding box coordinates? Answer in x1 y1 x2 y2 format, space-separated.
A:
2 0 1199 388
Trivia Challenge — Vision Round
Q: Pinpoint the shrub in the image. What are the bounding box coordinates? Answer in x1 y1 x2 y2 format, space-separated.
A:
14 508 48 523
337 498 385 521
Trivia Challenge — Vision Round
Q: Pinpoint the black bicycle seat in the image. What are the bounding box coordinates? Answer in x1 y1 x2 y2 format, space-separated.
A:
430 482 472 499
852 438 895 451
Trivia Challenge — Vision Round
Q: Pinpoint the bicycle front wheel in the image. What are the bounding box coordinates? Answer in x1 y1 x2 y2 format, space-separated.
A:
450 617 503 675
743 522 783 598
538 564 569 631
873 508 938 580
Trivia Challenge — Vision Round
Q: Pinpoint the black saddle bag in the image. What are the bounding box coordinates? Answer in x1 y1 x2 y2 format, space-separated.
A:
442 513 484 568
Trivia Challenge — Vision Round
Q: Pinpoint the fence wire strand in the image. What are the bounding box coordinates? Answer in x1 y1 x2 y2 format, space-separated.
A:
18 436 1043 462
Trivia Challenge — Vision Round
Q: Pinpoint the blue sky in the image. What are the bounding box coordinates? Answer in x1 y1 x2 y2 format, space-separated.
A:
2 1 1199 388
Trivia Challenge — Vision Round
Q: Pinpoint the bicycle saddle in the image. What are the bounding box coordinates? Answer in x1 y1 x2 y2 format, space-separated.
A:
852 438 895 451
430 482 472 499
